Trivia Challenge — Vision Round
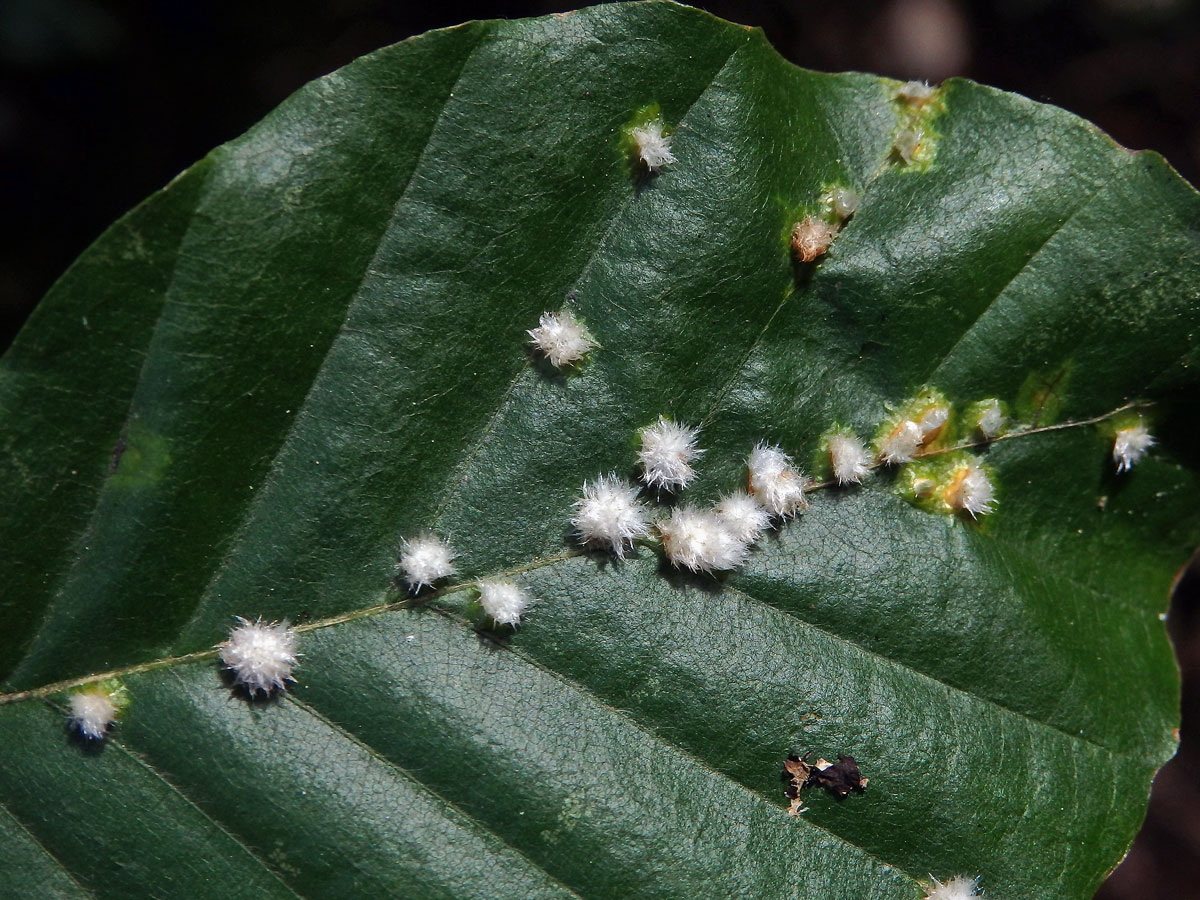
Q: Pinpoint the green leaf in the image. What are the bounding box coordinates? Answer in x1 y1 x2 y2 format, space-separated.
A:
2 3 1198 898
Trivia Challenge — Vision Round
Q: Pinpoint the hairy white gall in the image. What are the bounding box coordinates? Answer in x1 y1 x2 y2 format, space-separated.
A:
218 617 298 695
826 432 871 485
638 416 703 491
630 119 677 172
877 392 950 463
973 399 1006 439
1113 420 1154 473
572 473 651 557
527 309 596 368
877 419 923 464
68 687 122 740
657 505 748 573
398 534 457 593
895 80 937 106
715 490 771 543
943 459 996 517
477 579 534 627
924 874 982 900
747 443 807 517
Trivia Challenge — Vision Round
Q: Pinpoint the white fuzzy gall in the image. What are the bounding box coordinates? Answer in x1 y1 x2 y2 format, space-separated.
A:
398 534 457 592
827 187 859 221
917 405 949 439
827 433 871 485
877 419 923 464
715 491 771 543
572 473 650 557
638 416 703 491
894 128 922 163
219 617 298 695
1113 421 1154 473
657 505 748 573
630 119 677 172
924 874 981 900
944 460 996 518
896 80 937 105
976 399 1005 439
69 689 119 740
527 309 595 368
747 443 807 517
478 579 534 627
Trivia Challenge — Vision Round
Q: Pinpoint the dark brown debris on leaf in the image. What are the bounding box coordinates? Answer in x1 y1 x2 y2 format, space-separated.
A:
813 754 869 797
782 753 814 816
782 752 868 815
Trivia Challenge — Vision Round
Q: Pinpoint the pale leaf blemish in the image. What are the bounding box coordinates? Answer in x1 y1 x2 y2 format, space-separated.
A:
218 617 298 695
638 416 703 491
572 473 651 557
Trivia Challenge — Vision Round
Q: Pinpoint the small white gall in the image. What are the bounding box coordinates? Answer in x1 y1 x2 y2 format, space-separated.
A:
747 443 807 517
877 420 923 464
924 874 982 900
1113 421 1154 473
895 80 937 106
218 617 298 695
572 473 651 557
791 216 837 263
715 490 771 543
917 404 949 439
527 309 596 368
893 128 922 164
630 119 677 172
398 534 457 593
825 187 859 221
477 579 534 627
943 460 996 518
975 399 1005 440
826 432 871 485
68 688 120 740
657 505 748 573
638 416 703 491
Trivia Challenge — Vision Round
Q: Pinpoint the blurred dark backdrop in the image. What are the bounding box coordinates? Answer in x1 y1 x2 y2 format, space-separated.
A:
1 1 1198 897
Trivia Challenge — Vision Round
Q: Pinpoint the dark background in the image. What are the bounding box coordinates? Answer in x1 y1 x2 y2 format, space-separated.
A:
2 1 1198 896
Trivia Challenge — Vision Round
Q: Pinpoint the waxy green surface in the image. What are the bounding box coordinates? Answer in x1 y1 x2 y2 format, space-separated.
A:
1 4 1199 898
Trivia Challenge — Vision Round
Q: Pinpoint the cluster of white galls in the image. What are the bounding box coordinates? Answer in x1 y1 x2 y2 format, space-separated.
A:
572 416 803 573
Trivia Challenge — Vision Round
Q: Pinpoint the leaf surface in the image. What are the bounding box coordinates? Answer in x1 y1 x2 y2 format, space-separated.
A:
2 4 1199 898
